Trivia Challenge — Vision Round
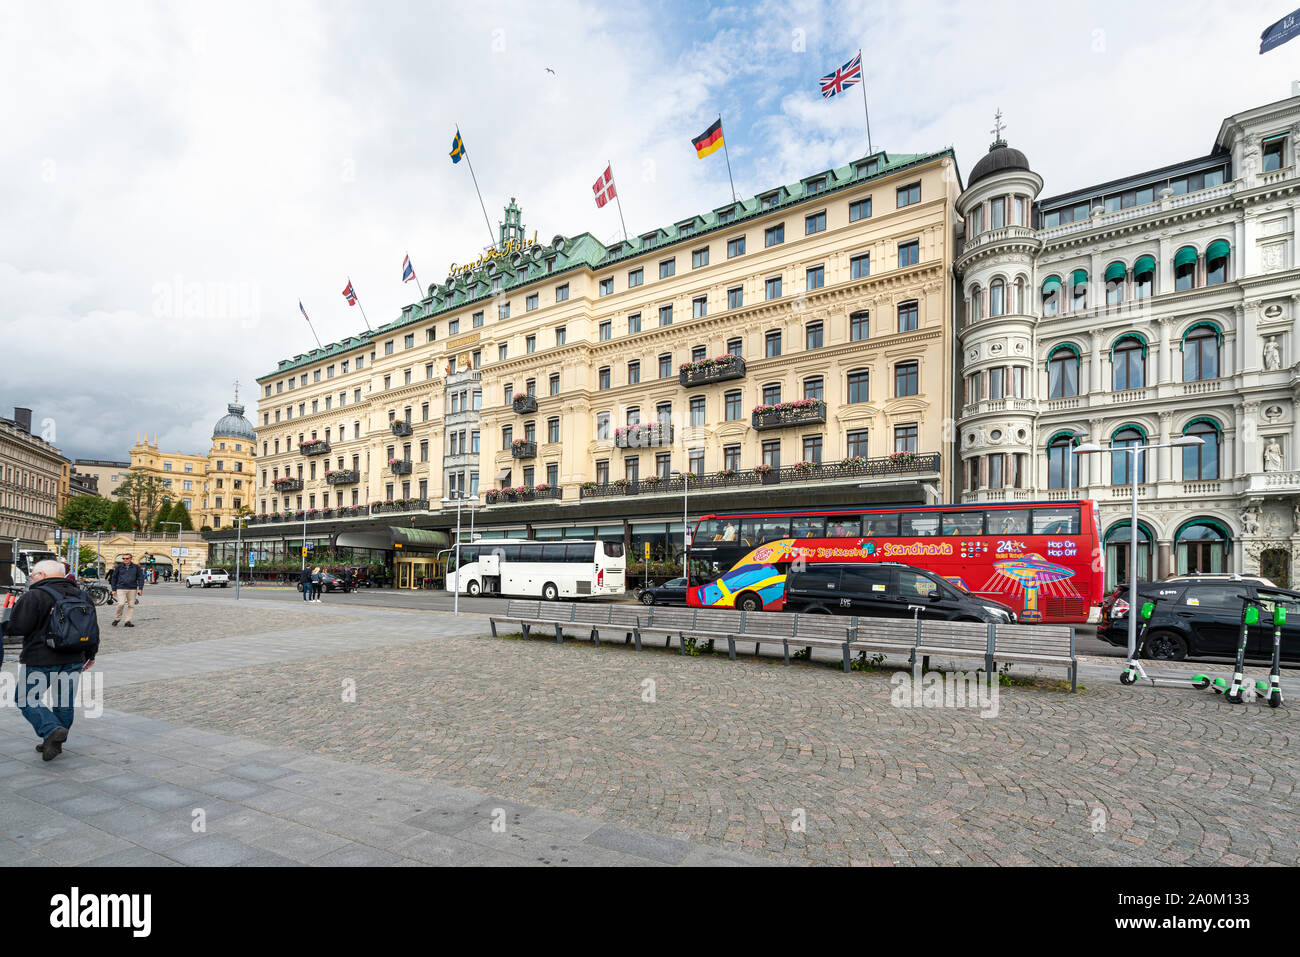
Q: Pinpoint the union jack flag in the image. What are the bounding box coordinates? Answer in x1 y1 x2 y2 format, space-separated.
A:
342 280 357 306
819 52 862 98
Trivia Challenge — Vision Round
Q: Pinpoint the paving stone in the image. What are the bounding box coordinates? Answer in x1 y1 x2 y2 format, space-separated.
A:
167 835 263 866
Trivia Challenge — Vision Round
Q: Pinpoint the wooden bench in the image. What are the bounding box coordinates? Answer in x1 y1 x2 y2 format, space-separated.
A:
638 606 857 668
487 599 643 649
848 617 928 662
994 623 1076 691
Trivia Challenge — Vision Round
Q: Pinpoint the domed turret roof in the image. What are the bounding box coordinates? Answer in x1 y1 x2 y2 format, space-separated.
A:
969 139 1030 187
213 402 256 442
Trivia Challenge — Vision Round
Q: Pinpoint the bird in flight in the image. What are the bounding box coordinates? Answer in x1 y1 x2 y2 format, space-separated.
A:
545 67 555 75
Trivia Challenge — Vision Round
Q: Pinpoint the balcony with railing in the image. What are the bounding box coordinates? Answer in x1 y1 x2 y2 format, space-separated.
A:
678 355 746 388
751 400 827 431
613 423 673 449
579 453 940 499
272 477 303 493
389 459 413 475
369 498 428 515
300 440 330 456
511 394 538 414
390 420 413 437
484 485 562 505
325 469 360 486
511 440 537 459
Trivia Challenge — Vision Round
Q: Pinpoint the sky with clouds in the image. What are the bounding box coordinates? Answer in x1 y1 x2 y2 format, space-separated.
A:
2 0 1295 463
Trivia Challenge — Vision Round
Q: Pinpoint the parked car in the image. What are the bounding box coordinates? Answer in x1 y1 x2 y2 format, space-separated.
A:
638 577 690 606
319 572 352 593
186 569 230 588
1099 578 1300 661
782 562 1017 623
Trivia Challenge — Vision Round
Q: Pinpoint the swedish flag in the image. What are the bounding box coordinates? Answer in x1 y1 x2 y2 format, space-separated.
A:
449 129 465 164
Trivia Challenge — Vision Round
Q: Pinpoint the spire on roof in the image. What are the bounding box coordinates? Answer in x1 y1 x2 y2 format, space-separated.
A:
989 108 1007 152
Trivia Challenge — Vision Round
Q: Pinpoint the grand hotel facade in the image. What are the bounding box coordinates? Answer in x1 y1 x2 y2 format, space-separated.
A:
218 148 961 580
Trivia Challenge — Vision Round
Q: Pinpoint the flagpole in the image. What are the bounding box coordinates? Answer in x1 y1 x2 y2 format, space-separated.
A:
300 303 323 349
719 114 738 204
349 277 373 331
610 160 629 241
858 49 874 156
457 123 497 247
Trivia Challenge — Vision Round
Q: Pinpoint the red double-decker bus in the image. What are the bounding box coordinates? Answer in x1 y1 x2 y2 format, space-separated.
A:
686 499 1103 624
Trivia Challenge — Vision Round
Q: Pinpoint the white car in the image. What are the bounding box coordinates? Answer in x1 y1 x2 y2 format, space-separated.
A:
186 569 230 588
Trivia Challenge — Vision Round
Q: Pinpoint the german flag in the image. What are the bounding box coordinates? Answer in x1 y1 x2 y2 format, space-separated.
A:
692 118 724 158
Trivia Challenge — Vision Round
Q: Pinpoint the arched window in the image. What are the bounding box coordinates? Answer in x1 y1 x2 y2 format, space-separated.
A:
989 278 1006 317
1111 426 1147 485
1014 276 1026 314
1070 269 1088 311
1183 324 1220 381
1133 255 1156 300
1182 419 1221 480
969 285 983 321
1104 262 1126 306
1174 246 1198 291
1042 276 1061 316
1112 335 1146 390
1105 522 1154 589
1047 345 1080 398
1206 240 1230 286
1176 519 1229 574
1047 432 1080 490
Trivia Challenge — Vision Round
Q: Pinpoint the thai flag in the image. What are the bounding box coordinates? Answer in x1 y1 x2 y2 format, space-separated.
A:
342 280 357 306
402 255 416 283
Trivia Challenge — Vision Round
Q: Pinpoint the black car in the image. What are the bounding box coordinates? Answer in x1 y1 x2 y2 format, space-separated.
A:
319 572 352 593
1099 578 1300 661
639 578 690 606
782 562 1016 623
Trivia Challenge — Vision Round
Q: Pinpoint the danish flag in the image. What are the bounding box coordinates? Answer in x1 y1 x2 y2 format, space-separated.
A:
592 165 617 209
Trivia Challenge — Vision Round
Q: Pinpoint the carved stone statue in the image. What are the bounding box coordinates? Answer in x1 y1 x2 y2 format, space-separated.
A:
1241 506 1261 536
1265 438 1285 472
1264 337 1282 371
1293 502 1300 536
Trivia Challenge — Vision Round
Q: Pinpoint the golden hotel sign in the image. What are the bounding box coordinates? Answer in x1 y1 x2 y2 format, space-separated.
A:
448 232 539 277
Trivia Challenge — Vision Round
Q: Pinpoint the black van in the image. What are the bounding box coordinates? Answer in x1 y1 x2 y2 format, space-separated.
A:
783 562 1017 623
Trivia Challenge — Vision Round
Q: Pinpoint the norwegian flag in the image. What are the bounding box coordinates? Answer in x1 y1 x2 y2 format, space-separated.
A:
592 164 617 209
342 280 357 306
819 52 862 98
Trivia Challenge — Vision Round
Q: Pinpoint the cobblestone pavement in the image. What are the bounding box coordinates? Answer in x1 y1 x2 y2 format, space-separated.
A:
53 592 1295 866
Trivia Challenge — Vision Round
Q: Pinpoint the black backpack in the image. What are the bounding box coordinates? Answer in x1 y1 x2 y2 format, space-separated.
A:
37 583 99 653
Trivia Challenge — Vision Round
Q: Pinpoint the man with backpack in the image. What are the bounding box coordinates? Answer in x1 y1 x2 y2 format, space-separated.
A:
8 560 99 761
109 553 145 627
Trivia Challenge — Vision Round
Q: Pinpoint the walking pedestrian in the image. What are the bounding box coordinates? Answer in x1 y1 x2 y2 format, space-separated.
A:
311 566 323 602
109 553 145 628
299 565 312 602
9 560 98 761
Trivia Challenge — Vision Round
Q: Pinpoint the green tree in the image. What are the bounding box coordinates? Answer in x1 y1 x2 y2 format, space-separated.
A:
169 500 194 531
113 471 167 529
106 500 134 531
77 544 100 572
56 494 114 530
152 499 174 532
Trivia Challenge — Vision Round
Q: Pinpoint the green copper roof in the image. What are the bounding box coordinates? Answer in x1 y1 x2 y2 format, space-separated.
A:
262 148 955 380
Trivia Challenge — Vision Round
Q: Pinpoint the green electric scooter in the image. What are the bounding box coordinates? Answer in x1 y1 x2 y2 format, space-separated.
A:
1197 595 1275 704
1120 597 1215 688
1219 595 1286 708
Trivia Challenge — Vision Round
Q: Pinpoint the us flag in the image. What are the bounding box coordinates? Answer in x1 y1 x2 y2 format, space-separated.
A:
819 52 862 98
592 165 616 208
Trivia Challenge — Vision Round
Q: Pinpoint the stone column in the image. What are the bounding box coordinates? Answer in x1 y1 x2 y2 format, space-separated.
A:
1158 541 1172 579
1234 403 1248 477
1157 410 1173 483
1089 330 1103 396
1158 317 1173 385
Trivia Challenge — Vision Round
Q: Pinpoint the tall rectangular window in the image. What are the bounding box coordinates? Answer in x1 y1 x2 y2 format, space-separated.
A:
894 424 918 453
896 182 921 207
898 241 920 268
761 440 781 469
850 253 870 280
895 361 919 397
805 322 823 350
692 247 709 268
628 361 640 385
628 268 643 287
724 391 742 420
802 435 823 464
847 429 869 458
659 305 673 326
723 444 741 471
850 311 869 341
659 354 672 378
849 198 872 222
599 277 614 296
898 300 919 331
599 367 611 390
765 330 782 357
628 312 641 334
765 223 784 247
727 286 743 309
690 397 705 426
805 211 826 234
599 320 611 341
526 293 538 311
692 296 707 318
659 259 675 278
555 284 569 303
765 276 782 300
806 265 824 290
727 237 745 258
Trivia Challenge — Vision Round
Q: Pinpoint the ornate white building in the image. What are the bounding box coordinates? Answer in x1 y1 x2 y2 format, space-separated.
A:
955 96 1300 588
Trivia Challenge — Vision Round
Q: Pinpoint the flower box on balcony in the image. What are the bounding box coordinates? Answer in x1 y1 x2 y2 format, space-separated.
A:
511 440 536 459
751 400 827 431
300 440 330 456
753 464 778 485
325 469 360 486
273 478 303 492
614 423 673 449
391 420 413 437
512 394 538 414
389 459 412 475
679 354 746 387
484 490 500 504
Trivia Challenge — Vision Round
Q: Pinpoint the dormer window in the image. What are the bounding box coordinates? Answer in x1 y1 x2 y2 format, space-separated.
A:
761 192 780 209
806 177 826 194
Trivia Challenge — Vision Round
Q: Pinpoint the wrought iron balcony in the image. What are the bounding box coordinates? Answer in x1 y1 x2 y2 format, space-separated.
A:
679 355 746 387
389 459 413 475
751 401 827 431
369 498 428 515
325 469 360 486
299 440 331 456
614 423 673 449
484 485 562 505
272 478 303 493
511 440 537 459
390 420 413 437
512 394 538 414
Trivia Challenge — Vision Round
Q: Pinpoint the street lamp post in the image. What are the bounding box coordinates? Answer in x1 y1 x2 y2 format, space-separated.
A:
233 516 251 600
440 492 479 616
670 469 690 581
1074 435 1204 664
1065 429 1088 499
161 521 182 582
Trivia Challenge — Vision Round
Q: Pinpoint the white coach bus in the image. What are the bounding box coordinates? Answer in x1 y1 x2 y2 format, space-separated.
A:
442 539 626 601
